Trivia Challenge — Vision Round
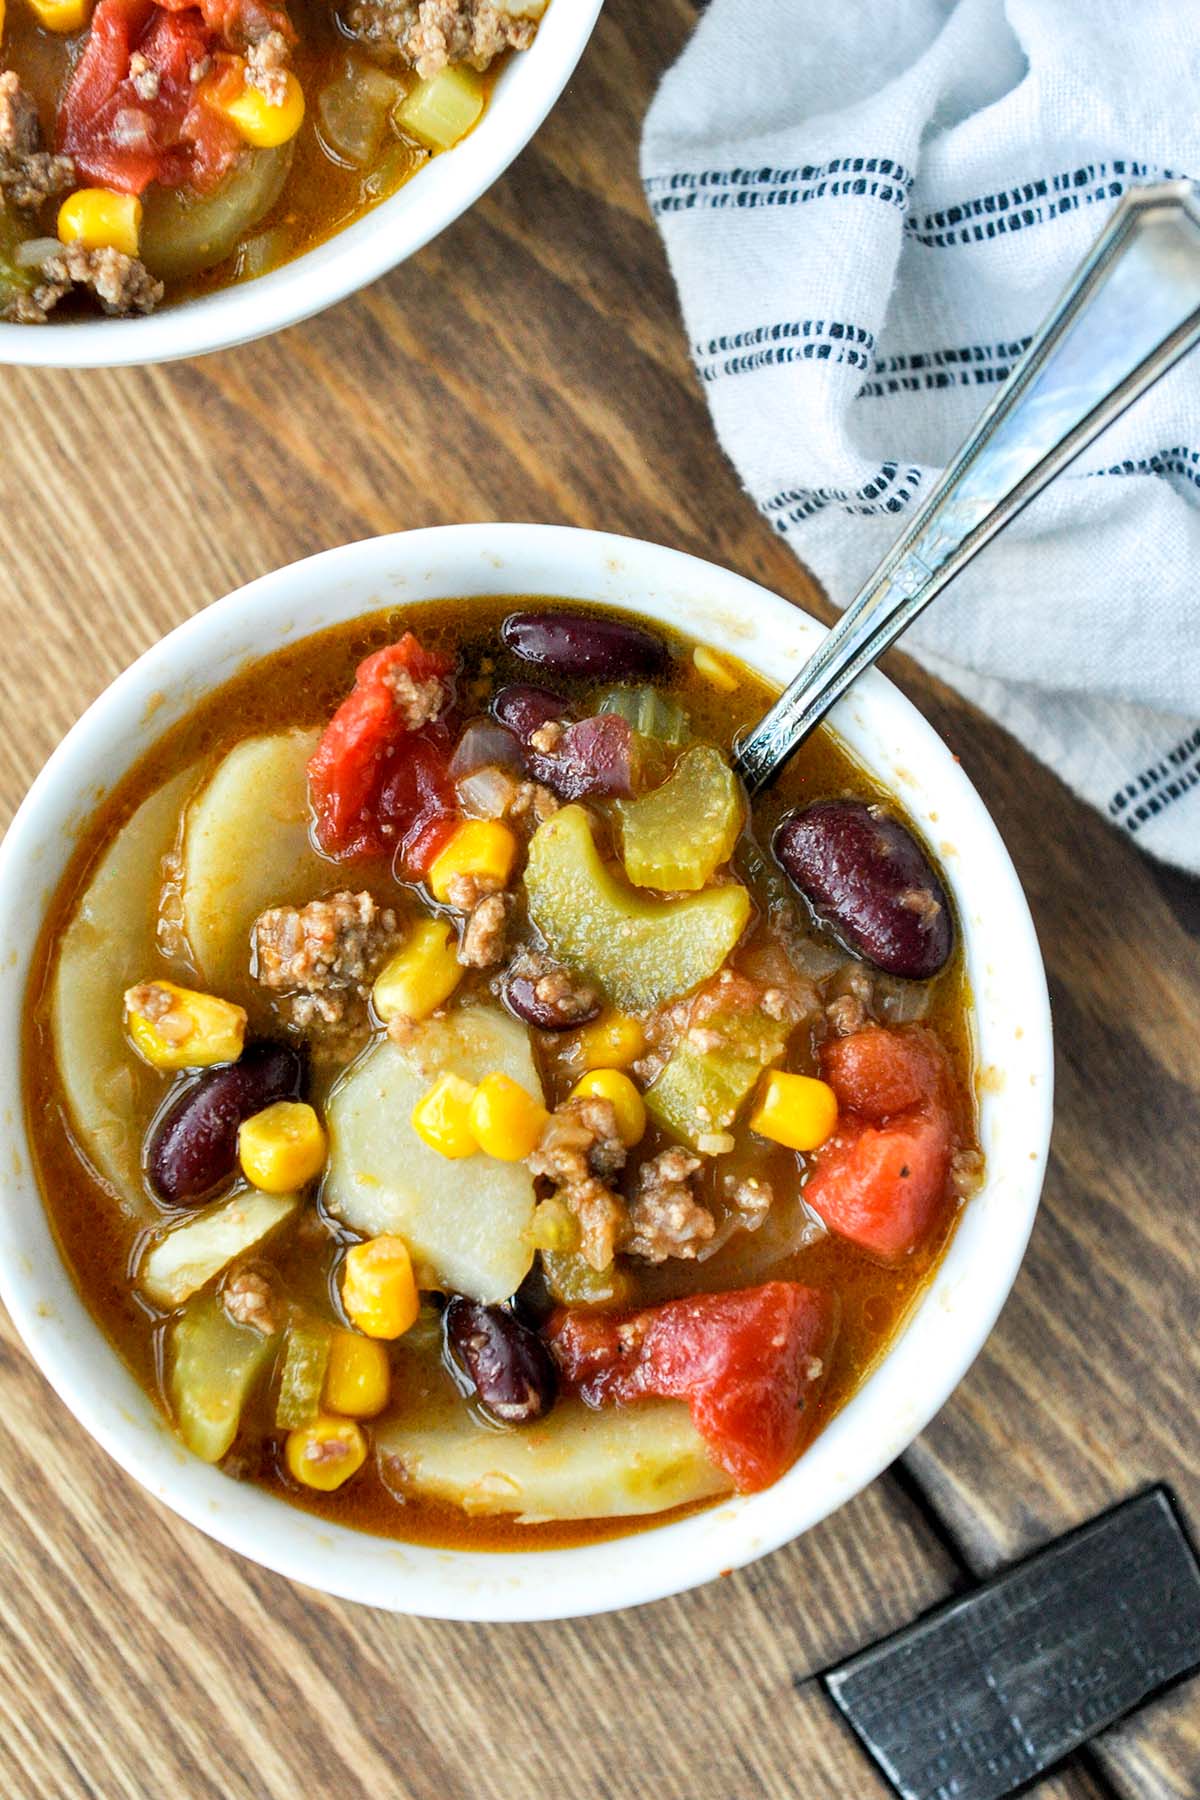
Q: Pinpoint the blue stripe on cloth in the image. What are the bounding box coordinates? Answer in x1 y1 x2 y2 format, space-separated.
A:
645 155 913 218
695 319 876 382
856 337 1032 397
904 159 1182 246
1108 726 1200 832
761 462 924 528
757 444 1200 529
1086 447 1200 491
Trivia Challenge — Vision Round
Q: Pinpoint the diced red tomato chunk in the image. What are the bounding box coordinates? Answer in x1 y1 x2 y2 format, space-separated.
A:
804 1109 953 1264
58 0 242 196
549 1282 839 1493
821 1025 946 1121
805 1026 958 1263
307 634 457 867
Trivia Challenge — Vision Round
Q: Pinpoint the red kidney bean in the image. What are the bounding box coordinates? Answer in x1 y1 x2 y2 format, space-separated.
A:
146 1042 306 1205
773 800 953 979
504 961 601 1031
444 1298 558 1425
492 683 568 744
501 611 668 680
529 714 635 800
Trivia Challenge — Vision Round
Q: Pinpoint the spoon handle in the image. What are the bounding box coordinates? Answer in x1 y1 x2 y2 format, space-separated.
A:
733 178 1200 794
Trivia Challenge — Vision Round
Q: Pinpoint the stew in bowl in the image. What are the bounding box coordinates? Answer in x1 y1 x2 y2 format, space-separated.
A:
0 527 1051 1615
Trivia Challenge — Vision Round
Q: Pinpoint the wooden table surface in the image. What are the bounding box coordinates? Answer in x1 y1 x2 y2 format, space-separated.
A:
1 4 1197 1796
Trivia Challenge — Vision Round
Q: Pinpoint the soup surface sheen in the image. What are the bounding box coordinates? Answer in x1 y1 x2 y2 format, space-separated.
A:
25 597 978 1550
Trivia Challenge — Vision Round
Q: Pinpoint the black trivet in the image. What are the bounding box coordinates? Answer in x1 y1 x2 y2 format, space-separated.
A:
824 1485 1200 1800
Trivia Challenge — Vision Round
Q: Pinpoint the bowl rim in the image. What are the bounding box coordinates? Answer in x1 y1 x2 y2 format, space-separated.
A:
0 0 604 370
0 523 1053 1619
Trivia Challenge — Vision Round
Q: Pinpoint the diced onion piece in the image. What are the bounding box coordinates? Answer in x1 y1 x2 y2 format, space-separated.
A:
456 765 516 820
394 66 483 153
448 720 523 780
14 236 61 268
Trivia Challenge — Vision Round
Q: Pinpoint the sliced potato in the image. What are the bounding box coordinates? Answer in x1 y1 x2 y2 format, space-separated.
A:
180 729 325 990
169 1292 278 1464
52 767 197 1213
376 1396 730 1521
139 1187 298 1308
323 1004 541 1302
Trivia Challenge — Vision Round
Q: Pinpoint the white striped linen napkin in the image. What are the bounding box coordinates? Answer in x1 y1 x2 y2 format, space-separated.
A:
641 0 1200 872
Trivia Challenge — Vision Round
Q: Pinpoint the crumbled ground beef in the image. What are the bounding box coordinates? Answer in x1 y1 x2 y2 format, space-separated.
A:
0 72 76 213
124 981 191 1044
245 29 291 104
529 1096 628 1270
528 719 564 755
254 890 399 1026
381 657 445 730
128 53 162 101
625 1147 715 1263
457 891 512 968
505 949 599 1028
724 1173 773 1228
508 780 559 826
223 1265 280 1334
825 964 874 1037
950 1146 985 1199
19 244 164 323
343 0 541 78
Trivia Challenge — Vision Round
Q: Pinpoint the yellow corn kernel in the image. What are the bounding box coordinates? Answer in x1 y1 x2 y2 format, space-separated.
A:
468 1072 548 1162
124 979 246 1070
574 1011 646 1071
411 1072 478 1159
341 1234 420 1340
692 644 739 693
238 1100 326 1192
749 1070 839 1152
372 918 462 1022
205 62 306 148
284 1414 366 1491
394 64 483 152
571 1068 646 1149
428 819 518 904
58 188 141 258
323 1330 390 1419
28 0 87 29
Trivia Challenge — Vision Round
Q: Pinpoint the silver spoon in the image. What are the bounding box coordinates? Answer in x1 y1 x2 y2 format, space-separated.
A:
732 178 1200 793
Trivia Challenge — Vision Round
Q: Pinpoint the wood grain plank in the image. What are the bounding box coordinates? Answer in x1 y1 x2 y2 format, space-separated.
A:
895 678 1200 1800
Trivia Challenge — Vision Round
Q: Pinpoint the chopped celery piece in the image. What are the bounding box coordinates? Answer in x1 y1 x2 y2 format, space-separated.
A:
394 65 483 152
542 1250 632 1308
598 686 690 746
617 744 744 891
524 805 751 1011
0 206 37 313
169 1292 277 1463
140 1188 298 1308
647 1006 792 1152
275 1320 332 1429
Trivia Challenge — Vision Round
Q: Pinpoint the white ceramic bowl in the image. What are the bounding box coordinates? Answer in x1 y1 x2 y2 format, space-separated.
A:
0 524 1053 1619
0 2 603 369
